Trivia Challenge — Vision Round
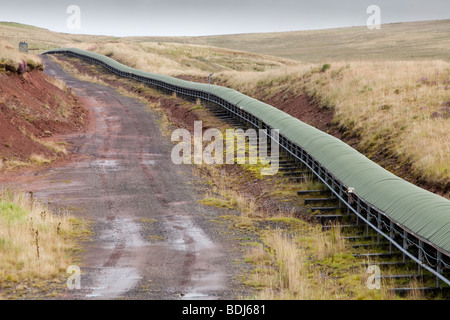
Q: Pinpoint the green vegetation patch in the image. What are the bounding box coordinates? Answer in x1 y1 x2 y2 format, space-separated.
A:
199 197 234 209
0 202 28 222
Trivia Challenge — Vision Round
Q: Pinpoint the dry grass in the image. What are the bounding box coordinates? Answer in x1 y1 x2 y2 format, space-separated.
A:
243 224 425 300
0 40 42 72
214 61 450 189
47 55 110 86
245 228 351 299
29 133 68 155
309 60 450 187
196 165 260 216
29 154 52 165
81 41 296 78
0 189 86 283
0 22 113 53
47 76 69 92
1 160 29 170
138 19 450 62
3 20 448 62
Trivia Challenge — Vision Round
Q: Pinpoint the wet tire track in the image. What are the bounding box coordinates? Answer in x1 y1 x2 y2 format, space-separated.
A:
109 89 200 294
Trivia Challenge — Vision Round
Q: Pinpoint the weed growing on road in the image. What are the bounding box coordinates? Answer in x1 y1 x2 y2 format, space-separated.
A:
29 134 68 155
29 154 52 165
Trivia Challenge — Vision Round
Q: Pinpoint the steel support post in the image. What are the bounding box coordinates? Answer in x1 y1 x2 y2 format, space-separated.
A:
389 221 394 254
377 212 382 245
403 230 408 263
418 240 424 277
436 251 442 288
366 208 371 237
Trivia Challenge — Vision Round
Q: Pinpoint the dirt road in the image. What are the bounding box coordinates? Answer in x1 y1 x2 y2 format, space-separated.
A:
12 56 239 299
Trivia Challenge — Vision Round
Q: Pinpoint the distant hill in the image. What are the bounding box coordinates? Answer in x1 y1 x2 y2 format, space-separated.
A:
124 19 450 62
1 19 448 62
0 21 115 52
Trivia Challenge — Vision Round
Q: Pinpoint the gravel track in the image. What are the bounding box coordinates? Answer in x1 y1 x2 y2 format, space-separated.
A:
12 56 247 300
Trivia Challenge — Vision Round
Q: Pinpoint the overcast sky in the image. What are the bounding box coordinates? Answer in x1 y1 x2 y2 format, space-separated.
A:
0 0 449 37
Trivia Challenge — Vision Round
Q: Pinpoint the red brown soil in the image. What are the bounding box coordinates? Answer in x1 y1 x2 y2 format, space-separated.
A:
0 68 87 164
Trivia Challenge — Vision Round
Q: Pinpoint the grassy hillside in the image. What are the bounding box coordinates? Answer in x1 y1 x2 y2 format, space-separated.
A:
0 22 114 53
0 40 42 72
77 41 299 76
126 19 450 62
3 19 449 62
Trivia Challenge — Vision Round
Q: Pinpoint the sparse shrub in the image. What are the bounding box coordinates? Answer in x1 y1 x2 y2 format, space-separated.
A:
320 63 331 72
431 111 443 119
29 154 52 165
